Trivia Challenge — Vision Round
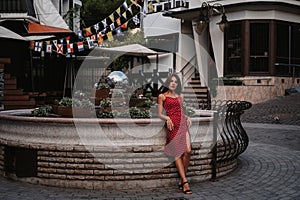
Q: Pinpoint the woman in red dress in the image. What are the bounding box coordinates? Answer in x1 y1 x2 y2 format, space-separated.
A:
157 74 192 195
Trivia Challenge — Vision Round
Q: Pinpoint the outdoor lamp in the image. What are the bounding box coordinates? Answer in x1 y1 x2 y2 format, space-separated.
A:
195 1 229 35
195 14 208 35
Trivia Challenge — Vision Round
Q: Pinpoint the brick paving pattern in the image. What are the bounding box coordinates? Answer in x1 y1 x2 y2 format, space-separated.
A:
0 93 299 199
241 93 300 125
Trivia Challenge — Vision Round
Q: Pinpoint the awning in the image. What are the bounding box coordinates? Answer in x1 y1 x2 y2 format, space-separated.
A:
24 35 56 41
27 22 72 35
0 26 28 41
94 44 159 56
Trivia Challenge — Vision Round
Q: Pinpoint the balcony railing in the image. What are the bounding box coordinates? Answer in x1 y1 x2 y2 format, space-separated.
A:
0 0 30 13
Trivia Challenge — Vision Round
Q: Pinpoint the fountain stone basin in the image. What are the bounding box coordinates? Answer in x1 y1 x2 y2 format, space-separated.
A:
0 109 237 190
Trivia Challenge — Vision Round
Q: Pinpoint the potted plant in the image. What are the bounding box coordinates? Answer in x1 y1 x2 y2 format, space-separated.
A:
92 82 111 105
55 97 94 118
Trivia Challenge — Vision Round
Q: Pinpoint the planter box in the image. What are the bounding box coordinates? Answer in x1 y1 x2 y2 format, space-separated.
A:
56 106 92 118
129 98 149 108
93 89 110 99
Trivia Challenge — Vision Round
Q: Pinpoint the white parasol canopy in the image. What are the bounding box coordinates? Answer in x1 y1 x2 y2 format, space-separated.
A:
94 44 159 56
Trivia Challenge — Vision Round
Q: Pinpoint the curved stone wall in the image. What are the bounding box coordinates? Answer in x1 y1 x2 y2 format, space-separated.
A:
0 110 237 190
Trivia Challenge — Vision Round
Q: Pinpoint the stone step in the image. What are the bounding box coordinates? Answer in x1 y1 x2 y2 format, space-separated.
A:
2 100 35 106
4 74 11 79
4 79 17 85
4 84 17 90
3 95 30 101
0 58 11 64
3 89 23 95
4 105 35 110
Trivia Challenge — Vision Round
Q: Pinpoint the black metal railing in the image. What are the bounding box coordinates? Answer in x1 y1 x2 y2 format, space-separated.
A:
210 100 252 179
275 63 300 77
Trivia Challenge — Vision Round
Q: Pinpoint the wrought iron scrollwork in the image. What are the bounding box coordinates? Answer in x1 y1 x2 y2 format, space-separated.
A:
210 100 252 162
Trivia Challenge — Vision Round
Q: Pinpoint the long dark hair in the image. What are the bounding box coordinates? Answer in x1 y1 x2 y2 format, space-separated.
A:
159 73 182 94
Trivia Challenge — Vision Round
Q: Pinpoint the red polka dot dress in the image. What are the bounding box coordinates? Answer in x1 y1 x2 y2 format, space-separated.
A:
163 96 190 157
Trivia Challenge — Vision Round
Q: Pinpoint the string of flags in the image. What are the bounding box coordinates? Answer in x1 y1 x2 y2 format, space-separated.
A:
32 1 141 56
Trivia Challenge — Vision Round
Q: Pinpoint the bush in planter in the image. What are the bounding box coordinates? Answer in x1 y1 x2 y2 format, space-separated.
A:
96 107 152 119
55 97 94 117
95 83 110 90
137 99 156 108
100 99 112 108
31 105 53 117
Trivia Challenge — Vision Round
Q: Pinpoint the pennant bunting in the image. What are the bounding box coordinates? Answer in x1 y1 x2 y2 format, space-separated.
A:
30 1 144 57
53 40 58 48
128 6 133 14
97 33 104 45
87 38 94 49
34 42 43 52
132 14 140 25
77 30 83 40
91 35 97 41
102 19 107 28
66 36 70 44
130 0 138 6
121 21 128 29
67 43 74 54
85 27 92 36
57 44 64 54
94 23 100 31
77 42 84 52
116 7 121 17
122 1 128 10
107 32 113 41
110 23 115 31
101 28 107 34
116 27 122 35
46 44 52 53
116 18 122 26
109 14 114 22
122 11 127 19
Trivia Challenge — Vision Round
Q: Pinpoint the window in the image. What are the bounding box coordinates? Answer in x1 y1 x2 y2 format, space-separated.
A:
249 23 269 73
225 22 242 75
224 20 300 77
276 22 300 76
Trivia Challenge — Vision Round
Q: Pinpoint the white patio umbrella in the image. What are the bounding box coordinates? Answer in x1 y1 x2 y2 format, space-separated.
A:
0 26 28 41
94 44 159 56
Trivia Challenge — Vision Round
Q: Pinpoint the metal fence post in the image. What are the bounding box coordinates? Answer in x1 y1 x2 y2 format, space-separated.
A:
211 110 218 180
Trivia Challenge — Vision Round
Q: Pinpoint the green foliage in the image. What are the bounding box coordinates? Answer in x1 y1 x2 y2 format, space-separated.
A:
31 105 53 117
97 111 115 118
107 30 146 47
100 99 112 108
58 97 93 109
58 97 73 107
95 83 110 89
137 99 156 108
96 107 152 119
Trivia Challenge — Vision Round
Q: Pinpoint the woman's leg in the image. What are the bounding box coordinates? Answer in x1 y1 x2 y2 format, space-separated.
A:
175 157 187 183
175 156 192 194
183 132 192 175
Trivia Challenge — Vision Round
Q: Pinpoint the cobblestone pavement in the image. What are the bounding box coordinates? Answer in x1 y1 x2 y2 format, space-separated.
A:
0 94 299 199
241 93 300 126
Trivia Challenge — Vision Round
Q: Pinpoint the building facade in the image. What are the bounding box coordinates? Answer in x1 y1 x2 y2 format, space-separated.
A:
0 0 82 31
143 0 300 103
